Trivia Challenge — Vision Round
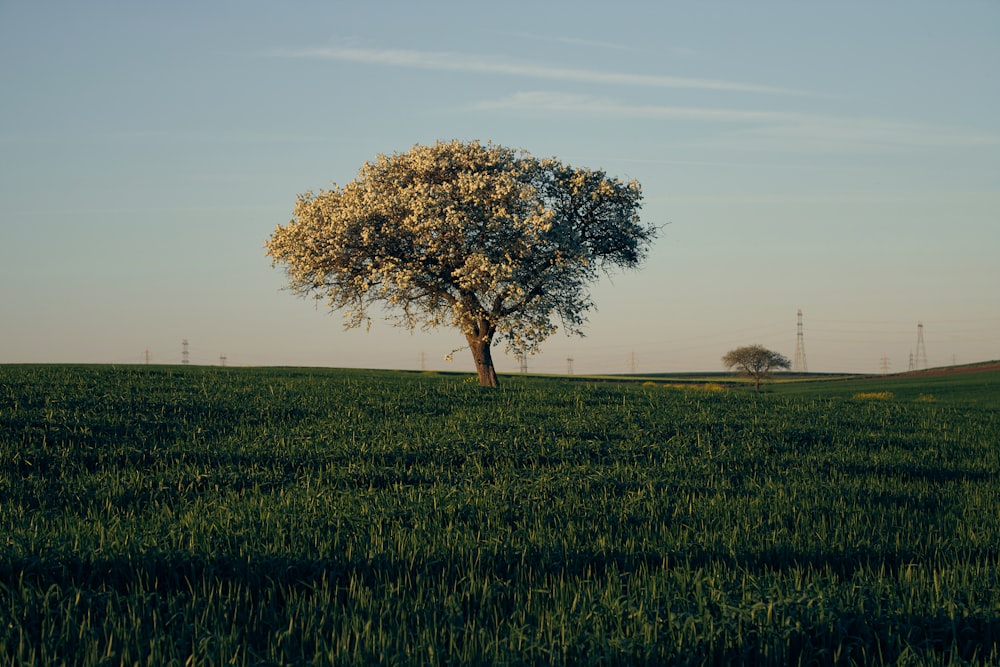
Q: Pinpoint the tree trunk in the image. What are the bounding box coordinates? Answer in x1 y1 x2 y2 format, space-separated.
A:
466 332 499 387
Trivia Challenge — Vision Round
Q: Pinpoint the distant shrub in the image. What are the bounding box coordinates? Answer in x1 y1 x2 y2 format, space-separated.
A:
853 391 895 400
643 381 659 387
916 394 936 402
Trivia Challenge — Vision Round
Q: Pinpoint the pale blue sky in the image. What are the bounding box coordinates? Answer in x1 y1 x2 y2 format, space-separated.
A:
2 1 997 374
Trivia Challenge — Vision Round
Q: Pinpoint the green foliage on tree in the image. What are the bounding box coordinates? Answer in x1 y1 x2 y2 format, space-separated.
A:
722 344 791 391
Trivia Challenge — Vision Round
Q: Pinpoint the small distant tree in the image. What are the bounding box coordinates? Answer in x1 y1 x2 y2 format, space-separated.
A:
722 344 791 392
265 140 656 387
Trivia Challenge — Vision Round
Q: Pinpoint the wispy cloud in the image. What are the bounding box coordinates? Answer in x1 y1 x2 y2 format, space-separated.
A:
468 92 1000 149
272 46 809 96
734 117 1000 148
467 92 801 123
270 45 999 150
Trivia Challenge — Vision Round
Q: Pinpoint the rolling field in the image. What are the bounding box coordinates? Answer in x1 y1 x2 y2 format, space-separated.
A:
1 364 999 665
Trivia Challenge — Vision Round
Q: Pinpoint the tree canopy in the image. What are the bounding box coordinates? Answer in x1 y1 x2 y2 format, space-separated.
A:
722 345 791 391
266 140 656 386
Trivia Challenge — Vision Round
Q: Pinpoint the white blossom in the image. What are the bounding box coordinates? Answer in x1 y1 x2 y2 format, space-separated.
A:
266 140 654 385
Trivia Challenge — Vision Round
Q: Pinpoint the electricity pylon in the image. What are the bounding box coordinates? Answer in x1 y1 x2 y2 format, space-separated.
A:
915 322 928 370
793 309 808 372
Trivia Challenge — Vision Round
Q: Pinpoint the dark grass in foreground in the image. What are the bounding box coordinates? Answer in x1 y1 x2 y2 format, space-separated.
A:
1 365 998 665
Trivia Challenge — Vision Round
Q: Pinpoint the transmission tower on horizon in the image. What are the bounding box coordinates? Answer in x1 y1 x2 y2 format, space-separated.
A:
793 309 808 372
182 339 189 365
915 322 928 370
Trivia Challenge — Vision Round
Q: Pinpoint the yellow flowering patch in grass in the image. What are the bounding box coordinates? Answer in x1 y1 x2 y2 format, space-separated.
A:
853 391 895 400
660 382 727 392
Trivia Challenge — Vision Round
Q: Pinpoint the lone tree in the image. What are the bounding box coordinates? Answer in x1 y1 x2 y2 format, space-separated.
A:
266 140 656 386
722 344 791 392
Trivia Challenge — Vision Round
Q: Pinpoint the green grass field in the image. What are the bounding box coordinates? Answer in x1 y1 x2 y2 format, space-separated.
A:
2 364 998 665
